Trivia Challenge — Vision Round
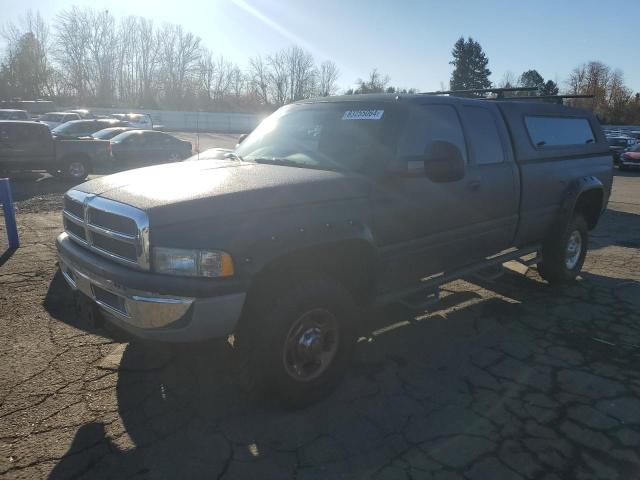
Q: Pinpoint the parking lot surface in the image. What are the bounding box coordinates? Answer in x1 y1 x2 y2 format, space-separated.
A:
1 164 639 479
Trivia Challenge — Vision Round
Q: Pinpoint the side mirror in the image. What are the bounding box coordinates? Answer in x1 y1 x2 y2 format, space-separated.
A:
423 141 465 182
237 133 248 144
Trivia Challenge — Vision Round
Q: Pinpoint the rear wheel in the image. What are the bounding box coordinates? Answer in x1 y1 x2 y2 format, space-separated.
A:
234 275 359 407
538 214 588 285
63 159 89 181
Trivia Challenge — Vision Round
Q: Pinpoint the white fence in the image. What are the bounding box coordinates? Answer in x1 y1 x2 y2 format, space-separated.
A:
90 107 265 133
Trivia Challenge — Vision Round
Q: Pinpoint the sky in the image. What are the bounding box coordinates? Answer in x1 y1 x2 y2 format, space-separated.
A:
3 0 640 93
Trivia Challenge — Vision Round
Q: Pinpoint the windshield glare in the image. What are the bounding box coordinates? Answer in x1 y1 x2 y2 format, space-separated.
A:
235 104 393 172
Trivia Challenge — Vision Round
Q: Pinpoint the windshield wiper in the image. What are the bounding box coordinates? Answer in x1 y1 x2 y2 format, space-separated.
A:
224 152 244 162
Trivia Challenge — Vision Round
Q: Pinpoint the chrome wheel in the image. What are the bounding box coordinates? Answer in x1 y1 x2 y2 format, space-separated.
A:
565 230 582 270
68 161 86 178
283 308 339 382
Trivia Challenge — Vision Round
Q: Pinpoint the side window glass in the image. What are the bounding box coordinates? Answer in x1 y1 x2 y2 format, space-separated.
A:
397 105 467 164
525 116 595 147
462 106 505 164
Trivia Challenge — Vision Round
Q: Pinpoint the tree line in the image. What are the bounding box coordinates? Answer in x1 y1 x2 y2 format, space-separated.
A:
0 9 341 112
1 11 639 124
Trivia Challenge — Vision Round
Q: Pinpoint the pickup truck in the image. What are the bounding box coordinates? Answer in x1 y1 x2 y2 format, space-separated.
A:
56 94 613 406
0 121 110 180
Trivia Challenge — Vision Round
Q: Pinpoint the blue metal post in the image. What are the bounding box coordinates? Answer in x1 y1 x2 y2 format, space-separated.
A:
0 178 19 249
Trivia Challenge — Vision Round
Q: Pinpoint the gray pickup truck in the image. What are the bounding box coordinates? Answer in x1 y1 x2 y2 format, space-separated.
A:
56 94 612 405
0 121 110 180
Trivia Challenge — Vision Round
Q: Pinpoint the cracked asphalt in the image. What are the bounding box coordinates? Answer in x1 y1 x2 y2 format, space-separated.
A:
0 168 639 479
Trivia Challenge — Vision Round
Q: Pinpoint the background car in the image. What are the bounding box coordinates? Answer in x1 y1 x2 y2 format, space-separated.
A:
607 135 636 163
51 118 129 139
91 126 134 140
0 109 30 120
110 113 153 129
109 130 192 166
619 144 640 170
39 112 82 129
66 109 93 119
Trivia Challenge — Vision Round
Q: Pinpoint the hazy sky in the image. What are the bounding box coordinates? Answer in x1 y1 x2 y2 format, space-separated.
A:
4 0 640 92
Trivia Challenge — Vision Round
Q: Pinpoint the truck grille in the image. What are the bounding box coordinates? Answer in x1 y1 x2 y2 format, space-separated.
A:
63 190 150 270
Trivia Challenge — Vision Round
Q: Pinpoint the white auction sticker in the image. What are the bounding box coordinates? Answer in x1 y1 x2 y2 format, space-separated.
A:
342 109 384 120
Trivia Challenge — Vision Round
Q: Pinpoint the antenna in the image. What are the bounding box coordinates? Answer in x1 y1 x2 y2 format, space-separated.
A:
196 110 200 161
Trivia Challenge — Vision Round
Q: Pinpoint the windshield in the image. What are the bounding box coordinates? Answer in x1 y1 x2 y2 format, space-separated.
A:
0 111 22 119
235 103 396 172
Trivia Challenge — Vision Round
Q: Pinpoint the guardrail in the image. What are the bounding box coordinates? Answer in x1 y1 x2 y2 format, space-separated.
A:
0 178 19 249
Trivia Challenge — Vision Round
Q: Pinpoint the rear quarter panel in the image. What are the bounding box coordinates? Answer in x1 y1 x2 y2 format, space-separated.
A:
497 103 613 246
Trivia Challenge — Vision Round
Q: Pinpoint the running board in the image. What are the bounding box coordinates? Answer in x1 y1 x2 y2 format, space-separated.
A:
375 244 541 308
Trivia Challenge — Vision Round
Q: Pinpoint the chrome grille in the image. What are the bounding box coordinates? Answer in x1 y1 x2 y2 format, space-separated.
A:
63 190 150 270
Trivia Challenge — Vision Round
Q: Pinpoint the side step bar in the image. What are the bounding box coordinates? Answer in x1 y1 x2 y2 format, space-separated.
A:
375 244 541 308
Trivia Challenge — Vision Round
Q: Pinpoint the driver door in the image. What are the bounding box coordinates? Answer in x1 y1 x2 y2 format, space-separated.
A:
373 104 481 293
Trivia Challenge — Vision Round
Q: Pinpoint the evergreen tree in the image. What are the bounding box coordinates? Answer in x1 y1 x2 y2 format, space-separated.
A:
449 37 492 94
518 69 545 96
540 79 559 96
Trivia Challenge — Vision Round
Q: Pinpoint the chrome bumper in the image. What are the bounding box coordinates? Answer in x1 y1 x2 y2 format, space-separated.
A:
57 233 246 341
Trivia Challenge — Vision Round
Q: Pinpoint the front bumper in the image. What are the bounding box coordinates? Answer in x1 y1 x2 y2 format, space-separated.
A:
56 232 246 342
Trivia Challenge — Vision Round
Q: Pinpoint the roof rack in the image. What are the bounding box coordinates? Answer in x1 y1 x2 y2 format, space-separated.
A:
421 87 538 98
486 94 595 104
420 87 595 104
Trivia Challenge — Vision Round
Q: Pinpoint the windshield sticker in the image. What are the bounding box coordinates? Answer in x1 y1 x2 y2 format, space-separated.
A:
342 109 384 120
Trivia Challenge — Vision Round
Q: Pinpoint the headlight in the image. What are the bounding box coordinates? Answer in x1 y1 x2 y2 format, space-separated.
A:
153 247 234 277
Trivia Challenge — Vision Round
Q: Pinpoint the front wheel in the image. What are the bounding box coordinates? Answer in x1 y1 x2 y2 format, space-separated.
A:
234 276 359 407
538 214 588 285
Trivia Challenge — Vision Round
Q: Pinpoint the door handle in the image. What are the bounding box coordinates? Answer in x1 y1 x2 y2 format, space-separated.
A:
467 180 481 191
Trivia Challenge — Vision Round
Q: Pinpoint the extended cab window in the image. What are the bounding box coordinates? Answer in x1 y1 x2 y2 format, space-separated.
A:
397 104 467 164
462 106 504 164
525 116 595 147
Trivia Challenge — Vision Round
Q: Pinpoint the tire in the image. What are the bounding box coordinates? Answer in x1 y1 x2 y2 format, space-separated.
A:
538 214 588 285
234 275 359 408
62 159 89 181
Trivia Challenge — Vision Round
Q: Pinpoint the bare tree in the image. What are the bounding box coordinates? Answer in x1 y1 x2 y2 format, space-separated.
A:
248 55 270 104
284 45 316 102
354 68 390 94
267 49 289 106
54 7 92 101
318 60 339 97
197 48 215 100
158 24 201 106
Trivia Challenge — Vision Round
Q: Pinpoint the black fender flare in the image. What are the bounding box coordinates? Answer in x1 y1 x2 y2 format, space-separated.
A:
555 175 604 230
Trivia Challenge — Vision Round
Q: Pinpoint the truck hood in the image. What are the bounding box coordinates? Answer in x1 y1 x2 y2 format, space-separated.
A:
74 160 370 227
